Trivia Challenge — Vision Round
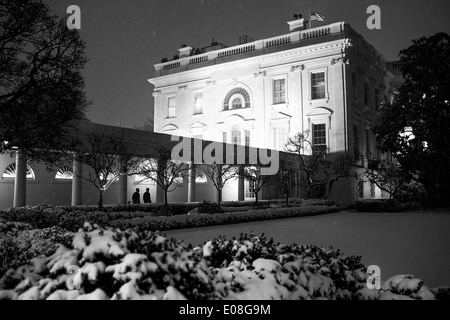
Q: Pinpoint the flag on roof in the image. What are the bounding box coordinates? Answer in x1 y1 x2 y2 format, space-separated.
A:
310 11 326 22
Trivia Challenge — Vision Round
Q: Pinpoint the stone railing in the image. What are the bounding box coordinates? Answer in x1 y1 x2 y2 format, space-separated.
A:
155 22 345 73
217 43 256 58
189 54 209 65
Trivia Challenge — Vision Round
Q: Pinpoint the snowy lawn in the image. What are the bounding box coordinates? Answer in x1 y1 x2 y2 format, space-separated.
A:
164 209 450 288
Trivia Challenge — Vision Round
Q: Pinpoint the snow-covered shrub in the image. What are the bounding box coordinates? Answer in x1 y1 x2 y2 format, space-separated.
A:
0 221 71 280
1 224 448 300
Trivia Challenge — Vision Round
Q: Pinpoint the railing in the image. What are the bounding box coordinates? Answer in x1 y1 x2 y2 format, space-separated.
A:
265 35 291 47
217 43 256 58
155 22 345 73
189 54 208 64
301 27 331 39
162 61 180 70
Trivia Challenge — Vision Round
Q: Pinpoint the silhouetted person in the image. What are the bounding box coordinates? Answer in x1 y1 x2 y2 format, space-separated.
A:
132 188 140 204
143 188 151 203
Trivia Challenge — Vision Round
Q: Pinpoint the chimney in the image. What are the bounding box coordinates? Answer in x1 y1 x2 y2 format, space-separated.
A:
287 14 308 32
178 45 192 58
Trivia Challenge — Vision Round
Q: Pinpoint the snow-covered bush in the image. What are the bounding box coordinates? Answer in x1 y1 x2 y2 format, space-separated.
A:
1 223 448 300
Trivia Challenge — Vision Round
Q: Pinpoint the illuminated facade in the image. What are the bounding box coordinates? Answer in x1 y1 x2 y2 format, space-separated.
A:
149 18 399 203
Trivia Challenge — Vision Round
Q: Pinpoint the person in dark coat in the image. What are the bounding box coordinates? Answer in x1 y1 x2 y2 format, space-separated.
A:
132 188 140 204
143 188 151 203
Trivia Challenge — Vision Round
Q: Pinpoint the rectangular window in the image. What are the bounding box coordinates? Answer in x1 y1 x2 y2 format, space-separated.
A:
366 129 371 159
273 79 286 104
312 123 327 156
273 126 288 150
222 132 228 143
194 92 203 114
245 130 251 147
364 83 369 106
354 125 360 160
168 97 176 118
352 73 357 100
311 72 326 99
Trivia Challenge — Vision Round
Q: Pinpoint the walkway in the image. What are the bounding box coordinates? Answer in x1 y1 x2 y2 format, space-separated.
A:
164 209 450 288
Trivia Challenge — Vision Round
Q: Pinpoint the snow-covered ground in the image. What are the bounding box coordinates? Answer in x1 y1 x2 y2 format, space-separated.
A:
165 209 450 288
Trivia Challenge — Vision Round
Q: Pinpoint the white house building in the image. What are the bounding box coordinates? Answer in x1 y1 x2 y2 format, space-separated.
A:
148 17 400 204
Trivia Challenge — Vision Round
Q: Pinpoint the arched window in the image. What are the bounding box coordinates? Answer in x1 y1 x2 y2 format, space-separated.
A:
231 97 242 109
55 166 73 180
231 125 241 145
2 163 35 180
223 88 251 110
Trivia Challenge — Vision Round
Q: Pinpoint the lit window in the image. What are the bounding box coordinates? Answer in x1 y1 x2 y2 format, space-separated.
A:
194 92 203 114
168 97 176 118
273 126 288 150
231 97 242 110
231 125 241 145
2 163 35 180
55 166 73 180
244 130 251 147
311 72 326 99
223 88 251 110
273 79 286 104
312 123 327 156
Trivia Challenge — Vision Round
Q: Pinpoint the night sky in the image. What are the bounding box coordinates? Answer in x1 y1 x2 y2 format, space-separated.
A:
45 0 450 129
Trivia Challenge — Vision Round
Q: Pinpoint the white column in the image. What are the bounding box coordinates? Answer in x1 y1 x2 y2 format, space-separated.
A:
13 150 27 207
71 159 82 206
188 165 196 203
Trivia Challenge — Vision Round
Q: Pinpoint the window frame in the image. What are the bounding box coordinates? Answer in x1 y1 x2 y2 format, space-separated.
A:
272 75 287 105
193 91 203 115
167 96 176 118
309 68 328 101
312 123 327 157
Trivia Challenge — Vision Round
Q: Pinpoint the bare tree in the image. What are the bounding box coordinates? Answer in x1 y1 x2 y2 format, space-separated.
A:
199 164 239 210
238 166 271 205
0 0 89 163
286 131 356 199
139 147 190 206
364 159 407 199
70 130 138 210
